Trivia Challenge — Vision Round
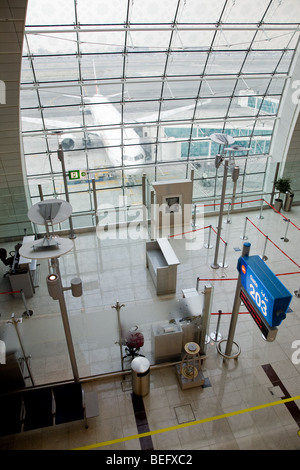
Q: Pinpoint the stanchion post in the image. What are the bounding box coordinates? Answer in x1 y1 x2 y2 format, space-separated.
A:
219 242 228 268
199 284 213 355
282 219 290 243
57 145 76 239
112 300 125 371
240 217 248 240
257 199 264 219
224 242 251 358
294 285 300 298
191 204 197 228
210 310 222 342
261 235 269 261
211 158 229 269
21 289 33 317
7 314 35 386
224 203 231 224
92 178 99 226
204 225 213 249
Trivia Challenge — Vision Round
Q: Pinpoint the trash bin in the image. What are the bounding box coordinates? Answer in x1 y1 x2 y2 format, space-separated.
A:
284 192 294 212
131 357 150 396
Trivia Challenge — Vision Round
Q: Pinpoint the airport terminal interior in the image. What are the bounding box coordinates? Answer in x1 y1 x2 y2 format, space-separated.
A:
1 0 300 451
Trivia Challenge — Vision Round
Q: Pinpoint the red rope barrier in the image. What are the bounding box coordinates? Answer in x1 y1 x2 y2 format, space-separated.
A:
247 217 300 269
169 225 211 238
210 226 226 244
0 290 21 295
199 198 264 208
211 311 249 315
263 199 300 231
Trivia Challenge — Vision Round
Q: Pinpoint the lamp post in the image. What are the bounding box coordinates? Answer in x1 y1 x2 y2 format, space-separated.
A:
57 144 76 239
19 199 82 383
209 134 250 269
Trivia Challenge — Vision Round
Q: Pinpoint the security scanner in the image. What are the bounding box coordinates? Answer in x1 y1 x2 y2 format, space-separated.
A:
151 285 213 366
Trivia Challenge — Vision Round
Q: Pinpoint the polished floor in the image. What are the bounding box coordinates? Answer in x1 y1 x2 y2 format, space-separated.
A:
0 200 300 450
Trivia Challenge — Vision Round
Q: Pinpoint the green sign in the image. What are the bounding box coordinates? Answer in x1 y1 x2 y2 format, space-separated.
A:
68 170 87 180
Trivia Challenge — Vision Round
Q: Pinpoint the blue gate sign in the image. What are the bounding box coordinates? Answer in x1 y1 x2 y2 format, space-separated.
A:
237 255 292 327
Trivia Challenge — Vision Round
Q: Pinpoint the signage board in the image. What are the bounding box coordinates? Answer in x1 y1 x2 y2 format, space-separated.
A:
237 255 292 327
240 288 277 341
68 170 87 181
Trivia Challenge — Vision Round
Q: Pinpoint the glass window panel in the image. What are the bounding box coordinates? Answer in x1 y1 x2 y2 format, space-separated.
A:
264 0 300 23
130 0 179 24
250 135 271 155
23 134 48 155
38 86 82 108
252 29 298 50
25 152 51 176
79 31 126 55
26 0 75 25
171 30 215 50
20 89 39 109
178 0 226 23
166 51 208 77
68 191 92 213
160 98 196 123
20 57 34 84
205 51 247 75
234 78 271 96
195 97 231 119
242 51 283 74
42 105 84 130
77 0 128 24
162 79 200 99
245 156 268 174
81 53 124 81
199 78 236 98
30 56 79 82
223 0 271 23
212 29 256 51
128 30 171 51
243 172 265 192
124 81 162 102
26 33 78 55
276 50 295 73
21 108 44 132
126 51 166 77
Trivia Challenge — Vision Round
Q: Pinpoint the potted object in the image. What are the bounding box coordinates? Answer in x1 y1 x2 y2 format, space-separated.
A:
274 177 291 212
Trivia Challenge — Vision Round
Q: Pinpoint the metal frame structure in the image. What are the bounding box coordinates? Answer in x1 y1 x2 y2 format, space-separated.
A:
20 0 300 230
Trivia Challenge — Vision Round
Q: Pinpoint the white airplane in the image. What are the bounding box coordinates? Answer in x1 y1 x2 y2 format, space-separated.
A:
23 90 211 177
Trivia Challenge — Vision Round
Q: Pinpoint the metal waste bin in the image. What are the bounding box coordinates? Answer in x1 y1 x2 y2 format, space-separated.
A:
284 192 294 212
131 357 150 396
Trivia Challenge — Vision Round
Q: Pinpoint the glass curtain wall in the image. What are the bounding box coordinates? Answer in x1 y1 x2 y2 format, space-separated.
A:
20 0 300 229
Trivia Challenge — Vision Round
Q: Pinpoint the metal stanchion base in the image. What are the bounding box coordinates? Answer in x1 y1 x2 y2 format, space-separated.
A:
240 235 248 240
23 310 33 317
257 215 264 219
281 237 289 242
219 262 228 268
204 243 213 249
69 233 76 239
210 331 222 342
205 334 211 344
210 263 219 269
216 339 241 360
261 255 268 261
224 219 231 224
294 290 300 298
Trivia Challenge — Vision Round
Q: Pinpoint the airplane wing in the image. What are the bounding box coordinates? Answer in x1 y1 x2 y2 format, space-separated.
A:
22 116 82 131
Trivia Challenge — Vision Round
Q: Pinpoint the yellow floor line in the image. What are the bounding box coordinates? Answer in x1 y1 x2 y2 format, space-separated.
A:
73 394 300 450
